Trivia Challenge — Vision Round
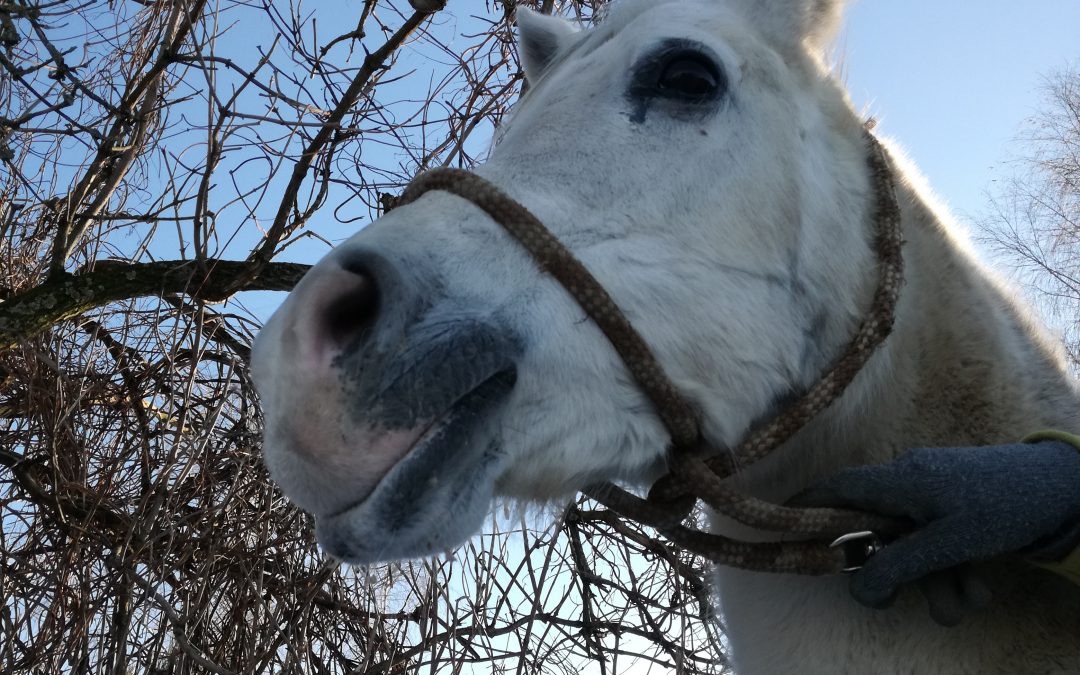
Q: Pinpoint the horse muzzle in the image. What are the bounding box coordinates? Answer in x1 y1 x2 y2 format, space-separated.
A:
252 247 521 539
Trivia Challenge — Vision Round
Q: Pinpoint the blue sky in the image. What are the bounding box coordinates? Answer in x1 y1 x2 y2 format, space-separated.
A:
840 0 1079 237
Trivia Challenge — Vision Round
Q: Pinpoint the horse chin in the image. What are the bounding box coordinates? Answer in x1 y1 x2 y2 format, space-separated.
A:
313 370 516 564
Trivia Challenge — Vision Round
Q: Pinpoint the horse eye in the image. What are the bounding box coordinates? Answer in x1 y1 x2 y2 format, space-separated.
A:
658 56 720 97
627 40 727 114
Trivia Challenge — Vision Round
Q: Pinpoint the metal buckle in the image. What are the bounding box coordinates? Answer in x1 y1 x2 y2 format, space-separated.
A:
830 531 884 572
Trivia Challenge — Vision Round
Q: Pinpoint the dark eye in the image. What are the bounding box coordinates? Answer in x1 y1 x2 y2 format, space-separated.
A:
658 56 720 97
627 40 727 112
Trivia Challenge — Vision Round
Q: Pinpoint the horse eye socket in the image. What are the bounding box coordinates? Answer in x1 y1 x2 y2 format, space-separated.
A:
658 56 720 97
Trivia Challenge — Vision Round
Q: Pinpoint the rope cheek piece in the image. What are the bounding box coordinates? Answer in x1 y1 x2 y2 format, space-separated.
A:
397 129 904 575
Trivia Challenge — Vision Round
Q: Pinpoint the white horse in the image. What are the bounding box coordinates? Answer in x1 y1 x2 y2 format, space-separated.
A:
252 0 1080 672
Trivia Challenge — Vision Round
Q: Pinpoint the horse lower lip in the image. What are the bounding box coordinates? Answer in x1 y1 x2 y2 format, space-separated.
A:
325 368 516 519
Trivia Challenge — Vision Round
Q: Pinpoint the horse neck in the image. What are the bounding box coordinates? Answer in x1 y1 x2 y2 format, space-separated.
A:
828 175 1079 463
737 169 1080 503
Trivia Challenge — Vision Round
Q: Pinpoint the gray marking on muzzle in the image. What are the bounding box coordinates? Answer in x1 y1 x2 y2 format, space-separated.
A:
372 371 516 532
315 370 515 562
337 316 522 430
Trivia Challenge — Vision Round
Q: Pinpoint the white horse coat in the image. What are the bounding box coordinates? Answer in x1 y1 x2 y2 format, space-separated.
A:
252 1 1080 671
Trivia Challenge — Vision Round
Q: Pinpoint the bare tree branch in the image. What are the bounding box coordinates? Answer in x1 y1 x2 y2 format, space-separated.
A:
979 65 1080 370
0 260 309 348
1 1 726 672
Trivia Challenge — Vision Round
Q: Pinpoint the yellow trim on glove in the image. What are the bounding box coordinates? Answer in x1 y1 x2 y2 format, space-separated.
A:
1022 429 1080 451
1038 548 1080 586
1023 430 1080 585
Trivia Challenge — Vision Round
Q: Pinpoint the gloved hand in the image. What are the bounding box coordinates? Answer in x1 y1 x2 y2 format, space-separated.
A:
792 440 1080 625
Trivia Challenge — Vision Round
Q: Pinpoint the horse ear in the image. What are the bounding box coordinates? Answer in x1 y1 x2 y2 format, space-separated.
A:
516 7 579 84
727 0 847 55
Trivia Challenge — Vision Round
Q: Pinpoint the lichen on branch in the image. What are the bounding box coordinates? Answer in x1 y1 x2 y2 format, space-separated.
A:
0 260 309 348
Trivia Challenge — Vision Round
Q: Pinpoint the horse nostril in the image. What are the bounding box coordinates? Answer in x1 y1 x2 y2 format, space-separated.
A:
321 261 379 348
288 249 408 370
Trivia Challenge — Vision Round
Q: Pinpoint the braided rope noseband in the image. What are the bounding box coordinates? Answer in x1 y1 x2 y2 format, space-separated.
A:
398 129 903 575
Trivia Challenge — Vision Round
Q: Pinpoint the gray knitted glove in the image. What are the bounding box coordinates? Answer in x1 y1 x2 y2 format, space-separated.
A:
793 440 1080 625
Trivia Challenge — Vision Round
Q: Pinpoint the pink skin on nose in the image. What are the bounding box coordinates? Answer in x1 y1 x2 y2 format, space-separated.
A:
286 265 375 375
264 264 430 514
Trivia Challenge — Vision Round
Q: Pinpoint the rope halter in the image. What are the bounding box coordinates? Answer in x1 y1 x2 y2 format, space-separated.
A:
397 129 904 575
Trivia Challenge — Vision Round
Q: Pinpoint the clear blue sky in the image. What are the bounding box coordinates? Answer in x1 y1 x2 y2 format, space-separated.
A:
840 0 1079 233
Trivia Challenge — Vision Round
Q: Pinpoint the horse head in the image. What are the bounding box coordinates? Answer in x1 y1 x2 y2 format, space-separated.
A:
252 0 878 564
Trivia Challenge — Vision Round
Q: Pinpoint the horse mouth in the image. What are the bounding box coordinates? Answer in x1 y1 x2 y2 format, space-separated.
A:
324 367 518 523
